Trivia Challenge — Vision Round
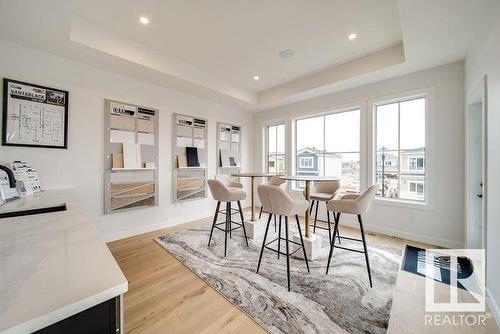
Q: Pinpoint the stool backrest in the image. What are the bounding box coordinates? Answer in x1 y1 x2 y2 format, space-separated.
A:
207 179 230 202
357 184 378 213
269 175 286 187
215 174 232 186
312 179 341 195
258 183 296 216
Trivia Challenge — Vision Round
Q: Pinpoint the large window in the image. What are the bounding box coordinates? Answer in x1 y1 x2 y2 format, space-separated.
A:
266 124 285 174
295 109 360 190
375 97 426 202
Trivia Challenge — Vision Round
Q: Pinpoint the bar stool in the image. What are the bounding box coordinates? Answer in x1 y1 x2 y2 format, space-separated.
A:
207 176 249 257
258 175 286 231
256 184 310 292
304 180 341 243
325 184 378 287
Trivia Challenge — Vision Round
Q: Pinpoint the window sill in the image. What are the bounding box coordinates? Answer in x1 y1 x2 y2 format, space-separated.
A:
373 197 434 211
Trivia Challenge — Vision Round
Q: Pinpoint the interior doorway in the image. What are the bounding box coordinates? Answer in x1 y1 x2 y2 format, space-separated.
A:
466 76 487 249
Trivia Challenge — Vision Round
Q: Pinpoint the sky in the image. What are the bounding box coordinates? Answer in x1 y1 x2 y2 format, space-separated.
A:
268 97 426 155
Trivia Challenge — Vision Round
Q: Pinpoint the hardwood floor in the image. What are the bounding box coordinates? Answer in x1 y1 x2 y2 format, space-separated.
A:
107 217 265 334
107 214 499 334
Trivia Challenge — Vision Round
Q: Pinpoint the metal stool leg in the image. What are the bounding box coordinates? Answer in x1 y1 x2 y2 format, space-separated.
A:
326 209 332 242
237 201 249 246
358 214 373 288
295 215 310 273
274 214 277 232
326 213 341 274
259 206 263 219
285 216 291 292
208 201 220 246
313 200 319 233
256 214 273 273
277 215 282 259
309 200 315 215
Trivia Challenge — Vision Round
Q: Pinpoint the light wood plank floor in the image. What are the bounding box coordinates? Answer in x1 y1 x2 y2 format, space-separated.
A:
107 214 499 334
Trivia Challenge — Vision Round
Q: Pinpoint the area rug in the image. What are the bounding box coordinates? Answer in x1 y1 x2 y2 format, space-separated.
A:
155 222 401 334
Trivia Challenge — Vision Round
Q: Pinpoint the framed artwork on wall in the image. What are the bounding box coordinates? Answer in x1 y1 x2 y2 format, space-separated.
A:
2 78 69 149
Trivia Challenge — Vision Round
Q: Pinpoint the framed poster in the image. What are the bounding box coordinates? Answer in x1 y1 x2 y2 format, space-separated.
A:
2 78 69 149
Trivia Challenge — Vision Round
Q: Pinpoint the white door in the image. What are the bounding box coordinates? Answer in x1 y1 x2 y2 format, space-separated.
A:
467 102 484 249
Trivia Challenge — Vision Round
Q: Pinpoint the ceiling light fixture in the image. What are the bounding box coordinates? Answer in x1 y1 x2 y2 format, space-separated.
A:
253 75 260 81
279 49 294 59
139 16 150 25
348 33 357 40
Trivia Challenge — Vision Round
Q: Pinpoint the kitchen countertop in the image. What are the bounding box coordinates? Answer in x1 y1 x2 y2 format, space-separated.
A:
0 190 128 334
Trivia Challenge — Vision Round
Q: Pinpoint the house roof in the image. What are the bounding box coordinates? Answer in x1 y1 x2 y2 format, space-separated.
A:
297 147 342 158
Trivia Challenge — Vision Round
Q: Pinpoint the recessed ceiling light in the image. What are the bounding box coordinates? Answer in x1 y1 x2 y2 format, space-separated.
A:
253 75 260 81
348 33 357 40
139 16 150 25
279 49 294 59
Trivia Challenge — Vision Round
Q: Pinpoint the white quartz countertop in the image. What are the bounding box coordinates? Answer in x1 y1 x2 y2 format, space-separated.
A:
0 190 128 334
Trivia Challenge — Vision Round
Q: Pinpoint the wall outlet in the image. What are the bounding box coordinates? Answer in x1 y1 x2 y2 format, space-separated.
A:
409 212 416 221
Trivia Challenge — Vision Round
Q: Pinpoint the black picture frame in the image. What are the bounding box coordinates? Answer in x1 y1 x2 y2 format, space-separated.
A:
2 78 69 149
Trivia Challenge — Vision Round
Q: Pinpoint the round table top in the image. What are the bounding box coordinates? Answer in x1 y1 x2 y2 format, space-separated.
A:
231 172 279 178
279 175 340 182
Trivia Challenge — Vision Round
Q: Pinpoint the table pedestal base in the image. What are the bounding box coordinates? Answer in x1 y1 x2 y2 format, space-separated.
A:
292 234 322 261
244 220 266 240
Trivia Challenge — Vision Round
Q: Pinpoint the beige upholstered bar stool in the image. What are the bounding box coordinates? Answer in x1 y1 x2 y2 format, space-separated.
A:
256 184 310 292
304 180 341 242
207 176 249 257
258 175 286 230
325 184 378 287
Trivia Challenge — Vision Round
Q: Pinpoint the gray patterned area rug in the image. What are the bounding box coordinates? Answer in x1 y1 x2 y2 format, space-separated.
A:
155 222 401 334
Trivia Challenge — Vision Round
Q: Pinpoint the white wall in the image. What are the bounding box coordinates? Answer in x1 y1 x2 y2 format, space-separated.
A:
466 15 500 324
0 40 253 241
253 61 465 249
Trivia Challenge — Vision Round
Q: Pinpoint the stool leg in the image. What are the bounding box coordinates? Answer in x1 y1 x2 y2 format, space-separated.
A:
237 201 249 247
224 202 230 257
228 202 232 239
274 214 277 232
208 201 221 246
326 213 341 274
309 200 315 215
256 214 273 274
259 206 263 219
326 209 332 243
295 215 310 273
277 215 282 259
337 220 342 244
358 214 373 288
313 201 319 233
284 216 291 292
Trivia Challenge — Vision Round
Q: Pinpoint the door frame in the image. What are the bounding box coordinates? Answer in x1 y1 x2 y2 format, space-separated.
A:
465 75 488 249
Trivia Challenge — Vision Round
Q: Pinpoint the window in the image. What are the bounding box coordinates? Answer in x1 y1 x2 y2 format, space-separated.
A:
375 97 426 202
409 157 424 170
295 109 360 190
266 124 285 174
299 157 313 168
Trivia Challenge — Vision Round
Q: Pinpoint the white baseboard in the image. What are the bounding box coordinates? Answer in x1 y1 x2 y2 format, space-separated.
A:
313 213 463 249
102 211 212 243
487 287 500 327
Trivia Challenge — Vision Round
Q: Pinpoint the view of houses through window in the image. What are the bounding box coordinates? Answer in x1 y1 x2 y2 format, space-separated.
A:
266 124 286 174
375 97 426 201
295 110 360 190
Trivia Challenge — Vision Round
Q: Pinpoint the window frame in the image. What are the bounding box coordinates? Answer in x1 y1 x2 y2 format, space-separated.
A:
298 156 314 169
264 122 287 174
369 87 434 209
293 107 361 190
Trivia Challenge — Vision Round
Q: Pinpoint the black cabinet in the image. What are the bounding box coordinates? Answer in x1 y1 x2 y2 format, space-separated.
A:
34 297 120 334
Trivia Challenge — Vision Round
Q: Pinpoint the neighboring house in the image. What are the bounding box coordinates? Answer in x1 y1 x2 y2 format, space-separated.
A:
296 147 342 177
267 152 286 174
376 147 425 200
